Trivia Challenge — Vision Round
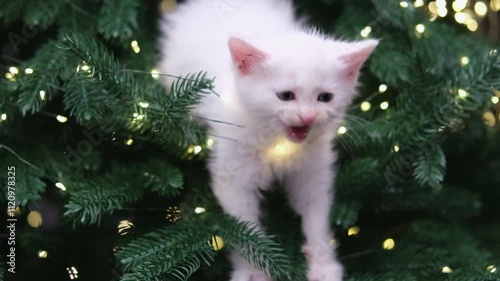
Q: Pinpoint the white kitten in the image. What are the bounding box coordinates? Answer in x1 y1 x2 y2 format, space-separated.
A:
158 1 377 280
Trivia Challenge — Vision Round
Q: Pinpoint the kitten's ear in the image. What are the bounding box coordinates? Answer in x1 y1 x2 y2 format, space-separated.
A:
228 37 268 76
340 39 379 80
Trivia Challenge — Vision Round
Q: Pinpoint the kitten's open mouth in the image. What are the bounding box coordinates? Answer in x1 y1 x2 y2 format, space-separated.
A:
286 126 310 142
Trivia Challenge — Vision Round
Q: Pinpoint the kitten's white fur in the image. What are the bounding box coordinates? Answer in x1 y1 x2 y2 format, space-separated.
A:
158 1 377 280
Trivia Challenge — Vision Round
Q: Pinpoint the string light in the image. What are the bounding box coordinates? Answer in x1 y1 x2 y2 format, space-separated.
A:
453 0 468 12
39 90 46 101
27 211 43 228
487 265 497 273
361 101 372 112
474 1 488 16
208 235 224 251
138 101 149 108
348 226 360 236
492 0 500 11
166 206 182 222
436 0 448 17
266 138 301 162
492 96 499 104
193 146 202 155
1 113 7 121
125 138 134 146
118 220 134 235
458 89 469 99
338 126 347 135
382 238 395 250
416 24 426 33
37 250 48 258
195 207 206 214
460 56 470 66
400 1 409 8
442 266 453 273
466 19 478 31
56 115 68 123
9 66 19 75
151 68 160 79
379 84 388 93
454 12 469 23
380 101 389 110
55 182 67 191
206 138 214 148
130 40 141 53
414 0 424 7
392 144 400 153
25 68 34 74
360 26 372 38
428 1 438 14
136 114 144 120
67 266 79 279
5 73 15 81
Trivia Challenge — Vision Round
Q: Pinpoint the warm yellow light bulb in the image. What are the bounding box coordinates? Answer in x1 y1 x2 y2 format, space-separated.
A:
466 19 478 31
39 90 46 101
25 68 34 74
131 40 141 53
194 146 202 155
9 66 19 75
458 89 469 98
487 265 497 273
195 207 206 214
56 115 68 123
138 101 149 108
393 144 400 153
380 101 389 110
55 182 67 191
379 84 388 93
442 266 453 273
1 113 6 121
126 138 134 146
414 0 424 7
460 56 470 66
151 69 160 79
474 1 488 16
38 250 48 258
491 0 500 11
383 238 395 250
338 126 347 135
361 101 372 112
453 0 468 11
348 226 360 236
400 1 409 8
360 26 372 38
491 96 499 104
27 211 43 228
416 24 426 33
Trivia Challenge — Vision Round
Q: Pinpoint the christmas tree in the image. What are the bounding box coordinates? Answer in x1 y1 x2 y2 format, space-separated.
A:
1 0 500 280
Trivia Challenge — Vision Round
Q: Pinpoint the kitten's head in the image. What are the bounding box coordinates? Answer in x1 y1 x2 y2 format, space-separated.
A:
228 33 378 143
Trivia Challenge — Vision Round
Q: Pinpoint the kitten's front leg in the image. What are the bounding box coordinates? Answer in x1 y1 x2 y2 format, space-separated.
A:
285 152 343 281
210 145 273 281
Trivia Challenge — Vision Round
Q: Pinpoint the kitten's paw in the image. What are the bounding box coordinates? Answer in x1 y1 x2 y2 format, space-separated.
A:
230 269 272 281
307 261 343 281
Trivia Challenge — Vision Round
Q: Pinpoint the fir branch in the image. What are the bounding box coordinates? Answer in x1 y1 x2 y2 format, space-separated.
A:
97 0 138 43
413 144 445 188
15 41 67 115
141 159 184 197
64 171 144 226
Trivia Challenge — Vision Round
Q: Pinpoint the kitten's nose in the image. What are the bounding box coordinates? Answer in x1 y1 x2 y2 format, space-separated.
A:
299 110 316 125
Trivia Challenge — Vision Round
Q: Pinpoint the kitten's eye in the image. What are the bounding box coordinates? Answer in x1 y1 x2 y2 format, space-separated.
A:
318 92 334 103
277 91 295 101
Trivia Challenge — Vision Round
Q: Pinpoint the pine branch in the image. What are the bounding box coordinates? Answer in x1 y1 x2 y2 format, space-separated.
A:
412 144 445 188
64 170 144 226
15 41 67 115
97 0 138 43
141 159 184 197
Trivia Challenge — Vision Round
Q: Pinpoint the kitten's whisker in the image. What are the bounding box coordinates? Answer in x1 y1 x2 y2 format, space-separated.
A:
193 116 245 128
207 133 238 142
